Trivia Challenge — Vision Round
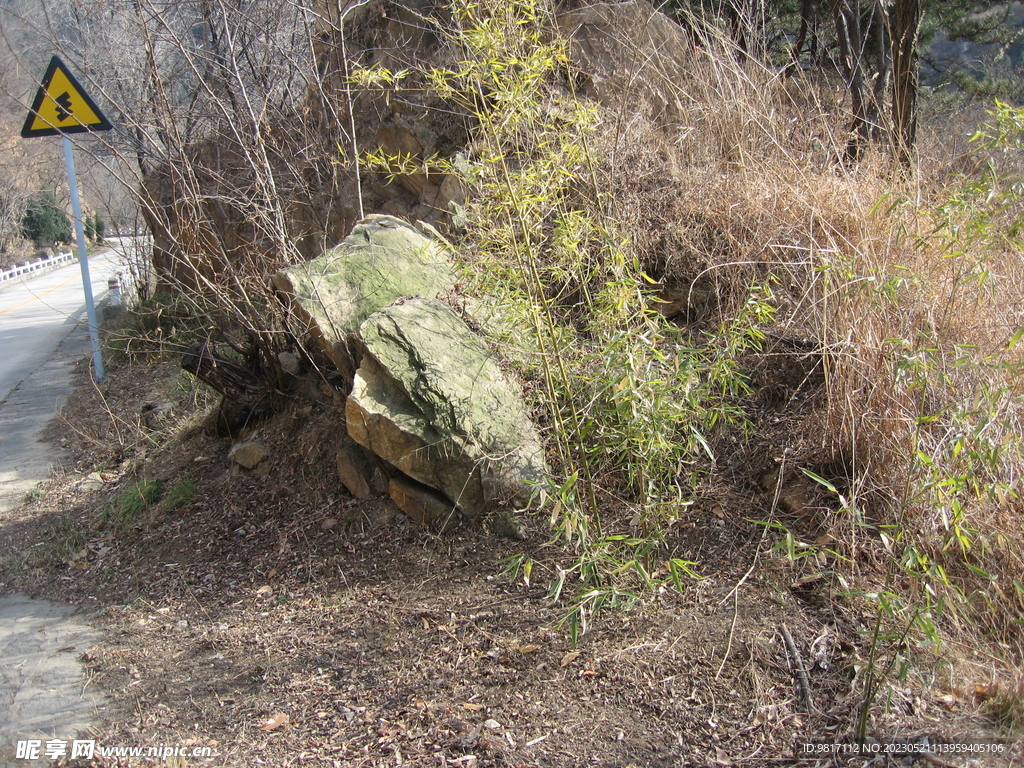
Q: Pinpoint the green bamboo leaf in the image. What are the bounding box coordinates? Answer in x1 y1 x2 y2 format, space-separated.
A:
801 468 837 493
1007 326 1024 351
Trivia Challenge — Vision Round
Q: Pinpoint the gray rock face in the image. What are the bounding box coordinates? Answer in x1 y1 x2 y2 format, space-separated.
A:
271 215 457 375
559 0 690 127
346 298 546 518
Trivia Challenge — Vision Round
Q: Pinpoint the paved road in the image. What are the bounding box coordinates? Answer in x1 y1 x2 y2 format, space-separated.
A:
0 248 126 765
0 595 104 768
0 246 125 508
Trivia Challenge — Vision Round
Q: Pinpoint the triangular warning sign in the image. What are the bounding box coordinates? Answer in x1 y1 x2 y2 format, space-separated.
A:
21 55 113 138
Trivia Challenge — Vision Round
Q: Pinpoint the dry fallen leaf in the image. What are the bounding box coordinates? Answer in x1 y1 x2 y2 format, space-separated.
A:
515 644 541 654
560 651 581 667
713 747 732 766
975 683 999 700
260 712 289 731
462 703 484 711
256 585 273 597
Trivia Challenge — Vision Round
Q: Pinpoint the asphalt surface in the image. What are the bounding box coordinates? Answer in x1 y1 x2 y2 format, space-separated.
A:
0 246 124 507
0 246 125 766
0 596 104 768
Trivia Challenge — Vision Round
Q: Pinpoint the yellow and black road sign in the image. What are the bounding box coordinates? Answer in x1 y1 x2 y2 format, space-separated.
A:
21 55 112 138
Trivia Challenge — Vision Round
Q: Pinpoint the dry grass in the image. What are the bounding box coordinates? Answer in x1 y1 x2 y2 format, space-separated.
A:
585 13 1024 703
990 673 1024 730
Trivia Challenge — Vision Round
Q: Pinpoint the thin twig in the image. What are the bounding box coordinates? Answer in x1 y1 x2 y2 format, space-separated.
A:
718 451 789 609
781 622 814 714
339 0 372 221
714 586 740 680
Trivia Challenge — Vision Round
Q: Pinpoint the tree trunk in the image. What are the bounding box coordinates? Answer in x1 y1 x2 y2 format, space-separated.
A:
786 0 814 76
181 341 268 402
869 3 890 139
831 0 870 162
891 0 922 167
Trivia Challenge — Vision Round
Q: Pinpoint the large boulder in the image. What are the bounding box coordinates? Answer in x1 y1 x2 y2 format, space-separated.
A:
271 215 457 376
558 0 691 127
346 297 546 520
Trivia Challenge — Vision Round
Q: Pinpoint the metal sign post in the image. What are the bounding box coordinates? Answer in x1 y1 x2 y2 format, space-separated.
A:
21 55 114 382
62 135 104 380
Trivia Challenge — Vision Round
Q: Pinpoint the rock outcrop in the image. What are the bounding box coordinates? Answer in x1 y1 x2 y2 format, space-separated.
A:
559 0 691 127
336 442 384 501
388 475 460 531
346 297 546 520
268 215 546 528
146 0 696 292
271 215 457 377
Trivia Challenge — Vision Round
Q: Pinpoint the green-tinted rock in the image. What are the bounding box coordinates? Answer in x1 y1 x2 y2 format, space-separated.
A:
346 359 448 485
271 215 456 375
347 298 546 517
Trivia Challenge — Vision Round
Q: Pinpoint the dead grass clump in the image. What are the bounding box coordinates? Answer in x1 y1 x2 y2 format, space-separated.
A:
989 673 1024 731
584 14 1024 658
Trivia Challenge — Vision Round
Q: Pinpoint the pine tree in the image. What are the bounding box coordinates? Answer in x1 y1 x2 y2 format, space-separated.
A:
21 191 72 246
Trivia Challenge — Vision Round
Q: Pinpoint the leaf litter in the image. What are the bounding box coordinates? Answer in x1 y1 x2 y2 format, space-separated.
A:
0 358 1015 767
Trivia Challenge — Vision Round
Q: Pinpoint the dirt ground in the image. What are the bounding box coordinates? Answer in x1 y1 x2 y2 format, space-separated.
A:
0 353 1018 768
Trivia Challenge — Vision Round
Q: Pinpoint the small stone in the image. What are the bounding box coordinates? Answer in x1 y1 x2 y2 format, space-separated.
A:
483 719 501 730
79 472 106 492
438 172 468 208
278 351 300 376
487 509 527 541
229 440 268 469
336 444 379 500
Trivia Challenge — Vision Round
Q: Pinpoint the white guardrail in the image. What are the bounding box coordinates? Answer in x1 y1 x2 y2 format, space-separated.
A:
0 250 75 283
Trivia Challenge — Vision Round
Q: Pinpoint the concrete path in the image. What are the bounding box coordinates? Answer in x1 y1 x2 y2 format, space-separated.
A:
0 246 123 508
0 322 90 512
0 249 125 765
0 596 105 768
